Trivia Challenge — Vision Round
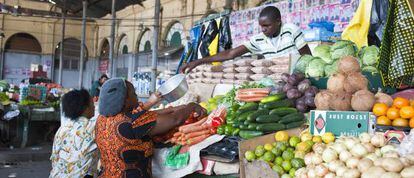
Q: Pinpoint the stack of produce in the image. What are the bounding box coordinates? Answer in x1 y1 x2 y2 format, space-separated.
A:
296 132 414 178
243 131 336 177
358 45 380 73
250 59 273 81
314 56 376 111
168 107 226 146
199 95 224 114
373 96 414 128
279 73 319 112
220 93 305 139
235 88 271 102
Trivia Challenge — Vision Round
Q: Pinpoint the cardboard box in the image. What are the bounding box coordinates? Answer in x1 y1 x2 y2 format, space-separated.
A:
238 128 303 178
309 110 376 137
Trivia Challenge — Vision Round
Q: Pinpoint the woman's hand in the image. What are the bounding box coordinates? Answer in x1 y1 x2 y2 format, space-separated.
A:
186 102 207 119
147 92 162 106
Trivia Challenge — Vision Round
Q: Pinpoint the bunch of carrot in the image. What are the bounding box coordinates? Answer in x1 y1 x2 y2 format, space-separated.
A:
235 88 271 102
168 117 216 146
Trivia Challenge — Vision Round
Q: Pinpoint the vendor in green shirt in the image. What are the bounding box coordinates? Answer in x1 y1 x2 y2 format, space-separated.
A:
90 74 109 101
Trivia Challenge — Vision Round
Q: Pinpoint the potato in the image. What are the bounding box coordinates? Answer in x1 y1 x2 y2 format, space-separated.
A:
382 158 404 172
380 172 401 178
401 166 414 178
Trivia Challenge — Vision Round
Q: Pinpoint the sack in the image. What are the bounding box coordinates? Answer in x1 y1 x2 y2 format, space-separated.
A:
223 67 235 73
235 73 250 80
251 59 273 67
212 72 224 79
234 58 254 67
235 66 252 73
251 67 271 74
223 73 236 79
250 74 267 81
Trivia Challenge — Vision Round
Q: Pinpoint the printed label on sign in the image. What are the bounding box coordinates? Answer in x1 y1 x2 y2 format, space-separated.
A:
313 111 326 135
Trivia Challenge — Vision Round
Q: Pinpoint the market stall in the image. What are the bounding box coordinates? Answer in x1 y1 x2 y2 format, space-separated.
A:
151 0 414 177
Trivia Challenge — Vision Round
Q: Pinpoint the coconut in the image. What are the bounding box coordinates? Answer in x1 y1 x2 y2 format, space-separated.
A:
330 92 352 111
344 72 368 93
351 90 376 111
375 92 393 107
338 56 361 74
315 90 333 110
327 73 346 92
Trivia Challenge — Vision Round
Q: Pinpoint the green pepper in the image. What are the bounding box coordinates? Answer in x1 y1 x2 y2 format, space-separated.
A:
232 128 240 136
224 125 235 136
216 125 225 135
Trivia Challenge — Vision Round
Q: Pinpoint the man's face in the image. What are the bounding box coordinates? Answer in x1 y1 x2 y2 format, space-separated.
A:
259 16 281 37
100 77 108 84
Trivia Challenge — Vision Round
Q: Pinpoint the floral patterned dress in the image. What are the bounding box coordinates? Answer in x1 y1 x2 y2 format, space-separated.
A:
95 110 157 178
50 116 99 178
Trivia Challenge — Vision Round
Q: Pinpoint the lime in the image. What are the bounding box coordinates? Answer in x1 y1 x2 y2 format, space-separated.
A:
294 150 306 159
282 150 295 161
272 165 285 176
245 151 256 161
264 143 274 151
272 142 278 147
312 135 323 143
322 132 335 144
281 160 292 171
291 158 305 169
281 174 292 178
296 142 311 153
274 156 284 166
258 156 266 161
208 98 217 104
263 151 275 162
275 131 290 142
271 147 282 157
289 168 296 177
255 145 265 157
289 136 301 147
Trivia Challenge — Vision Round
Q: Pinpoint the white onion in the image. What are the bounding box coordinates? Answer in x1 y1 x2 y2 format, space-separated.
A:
339 151 352 162
313 143 326 155
365 153 379 162
331 143 347 153
381 158 403 172
312 153 323 165
383 151 399 158
343 169 360 178
346 157 359 169
380 172 402 178
361 166 386 178
357 158 373 172
307 167 317 178
336 166 348 176
350 144 368 158
375 148 382 157
359 132 371 143
374 157 384 167
381 145 396 154
295 168 308 178
401 166 414 178
400 157 411 167
363 143 375 153
304 153 313 165
322 148 338 163
371 134 386 147
324 172 335 178
327 160 344 172
315 164 329 177
345 138 357 150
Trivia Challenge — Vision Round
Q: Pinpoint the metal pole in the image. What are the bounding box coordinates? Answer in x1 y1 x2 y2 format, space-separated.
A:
151 0 161 92
79 0 87 89
108 0 116 77
58 3 66 85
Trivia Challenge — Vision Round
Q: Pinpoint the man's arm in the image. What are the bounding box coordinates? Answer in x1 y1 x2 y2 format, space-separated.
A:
298 44 312 56
180 45 249 73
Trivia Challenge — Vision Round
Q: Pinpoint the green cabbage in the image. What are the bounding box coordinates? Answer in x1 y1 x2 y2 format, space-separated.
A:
295 55 313 73
362 66 379 73
306 57 326 78
314 45 333 64
330 40 358 60
324 60 339 77
360 45 379 66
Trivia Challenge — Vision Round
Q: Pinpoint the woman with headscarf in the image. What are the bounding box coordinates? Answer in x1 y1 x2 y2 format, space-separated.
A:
95 78 206 178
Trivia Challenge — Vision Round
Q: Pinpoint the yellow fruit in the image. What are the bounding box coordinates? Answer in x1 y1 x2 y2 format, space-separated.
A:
296 142 311 153
199 102 208 109
312 136 323 143
264 143 274 151
300 133 313 142
275 131 289 142
392 118 409 127
377 116 392 126
322 132 335 144
373 103 389 116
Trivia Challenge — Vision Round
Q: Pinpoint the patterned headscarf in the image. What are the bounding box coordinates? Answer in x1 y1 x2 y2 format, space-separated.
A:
98 78 127 117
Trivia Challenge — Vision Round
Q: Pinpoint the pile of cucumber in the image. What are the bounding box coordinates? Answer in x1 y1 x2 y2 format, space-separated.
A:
234 94 306 139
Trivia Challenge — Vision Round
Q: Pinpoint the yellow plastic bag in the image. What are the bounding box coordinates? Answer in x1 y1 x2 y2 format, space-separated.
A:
341 0 373 49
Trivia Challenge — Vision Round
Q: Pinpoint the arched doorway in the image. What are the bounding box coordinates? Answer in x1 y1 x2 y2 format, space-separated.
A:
135 29 153 71
3 33 43 85
53 38 87 88
116 34 129 78
161 22 186 71
164 22 186 48
99 38 110 74
138 29 152 52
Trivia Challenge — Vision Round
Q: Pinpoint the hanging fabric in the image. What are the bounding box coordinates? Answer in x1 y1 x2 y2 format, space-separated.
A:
198 19 219 58
368 0 389 46
378 0 414 88
218 16 232 52
341 0 373 49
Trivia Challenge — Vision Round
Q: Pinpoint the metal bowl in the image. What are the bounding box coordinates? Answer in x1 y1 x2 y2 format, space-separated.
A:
158 74 188 103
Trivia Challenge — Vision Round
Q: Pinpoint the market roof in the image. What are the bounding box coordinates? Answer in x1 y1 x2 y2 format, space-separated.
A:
37 0 145 18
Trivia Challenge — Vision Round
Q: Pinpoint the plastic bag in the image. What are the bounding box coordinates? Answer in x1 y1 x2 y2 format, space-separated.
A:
251 59 273 67
368 0 389 46
234 59 254 67
398 129 414 156
251 67 271 74
223 73 235 79
341 0 373 48
235 73 250 80
165 145 190 169
235 66 252 73
211 65 224 72
212 72 224 79
222 60 235 67
271 57 290 65
223 67 235 73
269 65 289 73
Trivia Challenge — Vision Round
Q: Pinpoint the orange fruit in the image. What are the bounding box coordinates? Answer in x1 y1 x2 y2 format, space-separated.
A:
377 116 392 126
410 117 414 128
411 100 414 107
373 103 389 116
392 118 409 127
393 97 410 109
386 107 400 120
400 106 414 119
